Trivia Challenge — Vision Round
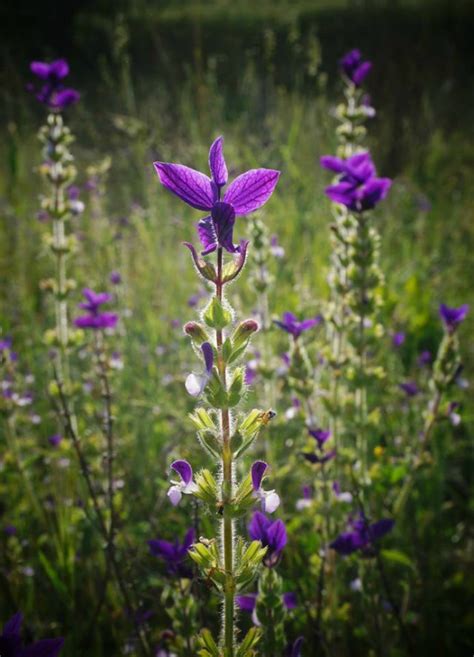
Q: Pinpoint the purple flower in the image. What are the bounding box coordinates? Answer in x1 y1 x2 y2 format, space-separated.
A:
236 590 297 625
274 312 320 339
4 525 17 537
417 350 432 367
148 528 195 578
154 136 280 255
28 59 80 110
392 332 405 348
399 381 419 397
110 271 122 285
251 461 280 514
269 234 285 258
0 612 64 657
185 342 214 397
296 484 313 510
167 460 198 506
439 304 469 333
303 449 336 465
308 427 331 450
74 288 118 330
332 481 353 503
320 152 375 184
248 511 287 567
330 513 394 556
48 434 62 448
340 49 372 86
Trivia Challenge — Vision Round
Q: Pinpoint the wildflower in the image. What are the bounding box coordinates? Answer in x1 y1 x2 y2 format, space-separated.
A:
154 136 280 255
308 427 331 450
320 151 391 212
236 590 296 625
185 342 214 397
417 350 432 367
48 434 62 447
439 303 469 333
0 612 64 657
4 525 17 536
274 312 320 339
340 49 372 86
167 460 198 506
399 381 419 397
248 511 287 567
447 401 461 426
74 288 118 330
110 271 122 285
269 234 285 258
392 331 405 348
332 481 353 503
330 513 394 556
148 528 195 578
296 484 313 510
251 461 280 514
303 428 335 464
28 59 80 110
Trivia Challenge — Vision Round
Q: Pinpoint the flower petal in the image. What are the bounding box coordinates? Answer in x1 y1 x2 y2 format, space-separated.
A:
154 162 216 211
185 372 208 397
224 169 280 215
248 510 271 541
251 460 268 491
208 136 228 187
236 594 257 612
22 638 65 657
211 202 238 253
3 611 23 635
197 216 217 255
266 518 287 553
167 485 182 506
171 459 193 485
201 342 214 374
263 491 280 514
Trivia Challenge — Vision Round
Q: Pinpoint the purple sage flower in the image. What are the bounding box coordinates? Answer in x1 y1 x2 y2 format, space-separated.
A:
148 528 195 578
0 612 64 657
417 350 432 367
110 271 122 285
154 136 280 255
392 331 405 348
439 303 469 333
399 381 419 397
28 59 80 110
74 288 118 330
251 461 280 514
330 513 394 556
340 49 372 86
248 511 287 567
274 312 320 339
185 342 214 397
48 434 62 448
167 460 198 506
308 427 331 450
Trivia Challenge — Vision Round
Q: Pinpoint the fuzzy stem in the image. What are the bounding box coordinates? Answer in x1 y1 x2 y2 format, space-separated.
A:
216 246 235 656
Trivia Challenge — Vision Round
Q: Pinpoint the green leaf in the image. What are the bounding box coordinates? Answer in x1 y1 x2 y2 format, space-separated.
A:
203 296 233 330
380 549 415 571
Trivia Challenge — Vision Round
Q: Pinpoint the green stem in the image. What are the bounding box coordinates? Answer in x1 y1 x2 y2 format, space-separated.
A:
216 247 235 656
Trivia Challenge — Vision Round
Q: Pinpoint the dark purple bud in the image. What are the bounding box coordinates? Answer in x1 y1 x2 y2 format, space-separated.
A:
439 303 469 333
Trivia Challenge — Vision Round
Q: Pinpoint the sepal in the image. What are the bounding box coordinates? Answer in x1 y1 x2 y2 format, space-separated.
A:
183 242 217 282
194 469 219 505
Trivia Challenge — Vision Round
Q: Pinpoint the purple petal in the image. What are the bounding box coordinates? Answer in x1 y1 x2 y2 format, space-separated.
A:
251 460 268 491
3 611 23 635
320 155 346 173
369 518 395 541
330 531 362 555
208 136 228 187
171 459 193 486
248 510 271 541
236 594 258 612
211 202 238 253
22 638 65 657
154 162 216 211
267 519 287 553
74 313 118 330
197 216 217 255
360 177 392 210
283 592 297 610
30 61 52 80
439 303 469 330
201 342 214 374
148 539 175 559
49 59 69 80
181 527 196 552
50 88 80 109
224 169 280 215
352 61 372 86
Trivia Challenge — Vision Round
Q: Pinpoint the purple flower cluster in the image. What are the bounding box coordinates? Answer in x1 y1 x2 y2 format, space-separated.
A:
248 511 287 567
0 612 64 657
439 303 469 334
28 59 79 110
330 513 394 556
321 151 391 213
154 137 280 255
303 428 336 464
340 49 372 87
148 528 195 579
74 289 118 330
274 312 320 339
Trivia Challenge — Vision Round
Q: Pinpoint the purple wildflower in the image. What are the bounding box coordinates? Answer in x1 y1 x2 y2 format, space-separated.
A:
167 460 198 506
251 461 280 514
340 49 372 86
154 136 280 255
399 381 419 397
0 612 64 657
48 434 62 448
321 151 391 213
74 288 118 330
148 528 195 578
185 342 214 397
28 59 80 110
248 511 287 567
439 304 469 333
417 350 432 367
330 513 394 556
269 234 285 258
296 484 313 510
308 427 331 450
274 312 320 339
392 332 405 348
109 271 122 285
4 525 17 537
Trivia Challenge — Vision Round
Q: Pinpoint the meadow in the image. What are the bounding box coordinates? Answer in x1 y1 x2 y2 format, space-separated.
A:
0 2 473 656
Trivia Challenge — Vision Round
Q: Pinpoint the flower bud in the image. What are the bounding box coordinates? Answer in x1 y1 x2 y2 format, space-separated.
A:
232 319 259 348
183 321 209 344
